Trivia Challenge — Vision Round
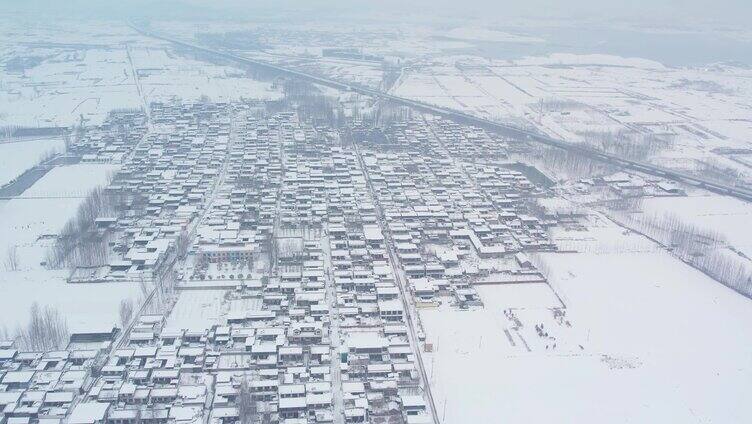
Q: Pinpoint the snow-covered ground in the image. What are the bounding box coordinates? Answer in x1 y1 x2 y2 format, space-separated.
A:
475 283 562 310
0 138 65 186
166 290 228 331
0 163 118 269
1 18 750 421
640 193 752 257
0 163 128 334
172 21 751 176
0 47 143 127
22 163 117 198
0 271 140 334
391 53 752 175
129 47 283 103
0 18 283 129
421 215 752 424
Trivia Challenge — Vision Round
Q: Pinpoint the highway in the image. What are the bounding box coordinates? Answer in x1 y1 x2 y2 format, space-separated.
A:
129 23 752 203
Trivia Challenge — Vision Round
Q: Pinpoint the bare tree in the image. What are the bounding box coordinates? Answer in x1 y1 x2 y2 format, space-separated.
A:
63 131 71 152
15 303 69 351
5 245 19 271
695 158 745 186
176 230 192 258
45 186 120 269
578 129 675 162
119 298 134 329
237 377 258 424
137 277 159 314
613 208 752 298
537 144 617 181
0 326 12 342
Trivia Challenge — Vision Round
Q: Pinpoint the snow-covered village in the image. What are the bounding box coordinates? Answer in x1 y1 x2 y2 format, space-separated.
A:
2 2 752 424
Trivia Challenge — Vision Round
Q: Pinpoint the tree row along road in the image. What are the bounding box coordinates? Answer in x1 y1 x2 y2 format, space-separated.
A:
129 23 752 203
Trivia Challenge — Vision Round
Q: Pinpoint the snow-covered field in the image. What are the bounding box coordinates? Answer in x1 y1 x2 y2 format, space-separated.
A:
420 216 752 424
130 47 282 103
640 193 752 257
0 47 142 127
391 53 752 174
0 163 130 334
0 163 118 269
475 283 562 310
0 138 65 186
23 163 117 198
0 271 140 334
0 18 284 130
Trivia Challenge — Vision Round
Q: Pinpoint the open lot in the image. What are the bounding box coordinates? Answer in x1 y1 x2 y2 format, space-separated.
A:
166 290 229 331
475 283 562 310
420 216 752 424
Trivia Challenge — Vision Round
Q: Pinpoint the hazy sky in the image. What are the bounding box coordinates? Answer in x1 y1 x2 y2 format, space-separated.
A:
6 0 752 26
249 0 752 23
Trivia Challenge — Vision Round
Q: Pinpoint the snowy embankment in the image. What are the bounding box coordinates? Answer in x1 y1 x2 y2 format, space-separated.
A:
0 163 140 334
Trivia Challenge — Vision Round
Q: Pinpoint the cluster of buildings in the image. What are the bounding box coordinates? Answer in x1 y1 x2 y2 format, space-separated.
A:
16 99 565 424
184 110 434 423
0 340 104 424
356 118 555 304
278 139 431 422
71 110 148 164
67 102 259 282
